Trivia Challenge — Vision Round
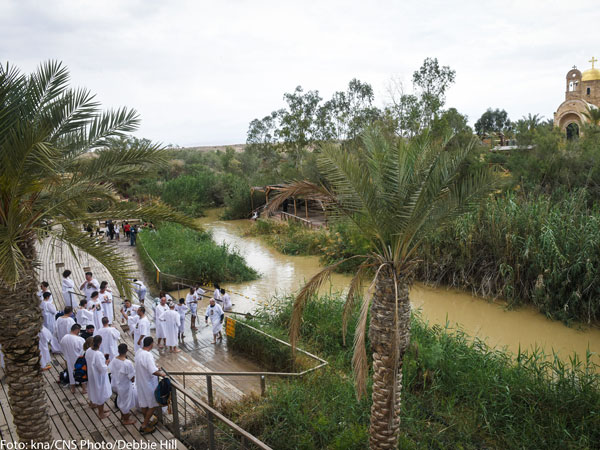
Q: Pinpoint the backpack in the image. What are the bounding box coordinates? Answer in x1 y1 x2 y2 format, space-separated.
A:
73 356 87 383
154 377 172 406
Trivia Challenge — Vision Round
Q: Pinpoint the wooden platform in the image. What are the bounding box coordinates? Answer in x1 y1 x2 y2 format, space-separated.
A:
0 233 264 445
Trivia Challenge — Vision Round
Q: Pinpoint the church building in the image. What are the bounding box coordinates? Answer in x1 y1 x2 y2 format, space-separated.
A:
554 57 600 138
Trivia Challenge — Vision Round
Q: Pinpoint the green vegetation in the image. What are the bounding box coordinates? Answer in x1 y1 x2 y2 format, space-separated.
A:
137 223 257 290
416 189 600 323
223 295 600 449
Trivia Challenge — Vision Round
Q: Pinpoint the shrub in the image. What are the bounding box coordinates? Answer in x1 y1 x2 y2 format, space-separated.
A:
137 223 258 290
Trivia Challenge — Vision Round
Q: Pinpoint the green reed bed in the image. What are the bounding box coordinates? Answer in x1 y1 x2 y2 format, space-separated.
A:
416 189 600 323
221 295 600 449
137 223 258 290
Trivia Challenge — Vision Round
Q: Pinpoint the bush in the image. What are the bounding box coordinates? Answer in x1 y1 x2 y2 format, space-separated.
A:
137 223 258 290
223 295 600 449
417 189 600 323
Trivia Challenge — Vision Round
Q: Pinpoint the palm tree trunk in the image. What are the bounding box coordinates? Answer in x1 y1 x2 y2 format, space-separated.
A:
368 269 411 449
0 237 52 443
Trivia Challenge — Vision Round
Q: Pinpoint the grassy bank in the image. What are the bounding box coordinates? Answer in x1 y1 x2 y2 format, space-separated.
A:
222 295 600 449
137 223 258 290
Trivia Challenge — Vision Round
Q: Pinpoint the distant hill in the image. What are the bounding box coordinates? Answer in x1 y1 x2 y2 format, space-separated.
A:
171 144 246 153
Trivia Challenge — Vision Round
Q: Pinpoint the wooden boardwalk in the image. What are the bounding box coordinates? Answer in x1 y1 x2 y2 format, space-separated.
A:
0 233 263 446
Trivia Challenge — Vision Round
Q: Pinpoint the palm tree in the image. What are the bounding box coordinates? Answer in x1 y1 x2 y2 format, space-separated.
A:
268 129 500 449
0 61 198 442
583 105 600 126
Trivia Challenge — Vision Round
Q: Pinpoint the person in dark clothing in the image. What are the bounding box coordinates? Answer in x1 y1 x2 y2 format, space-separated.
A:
80 324 95 340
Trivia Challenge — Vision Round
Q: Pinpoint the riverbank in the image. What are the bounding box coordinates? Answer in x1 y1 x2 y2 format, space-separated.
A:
222 295 600 449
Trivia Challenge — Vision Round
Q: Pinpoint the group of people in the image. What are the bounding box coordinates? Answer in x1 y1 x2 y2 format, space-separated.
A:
0 267 235 433
60 320 166 433
84 220 144 246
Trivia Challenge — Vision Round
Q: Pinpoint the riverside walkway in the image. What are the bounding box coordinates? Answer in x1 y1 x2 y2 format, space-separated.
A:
0 234 263 446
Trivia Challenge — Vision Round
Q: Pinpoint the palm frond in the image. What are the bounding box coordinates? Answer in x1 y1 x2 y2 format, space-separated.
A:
289 255 365 352
352 292 371 399
56 222 134 298
342 261 371 345
265 180 334 215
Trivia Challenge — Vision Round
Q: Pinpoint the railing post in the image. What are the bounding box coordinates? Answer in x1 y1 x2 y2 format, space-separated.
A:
206 375 216 450
171 386 181 440
260 376 266 397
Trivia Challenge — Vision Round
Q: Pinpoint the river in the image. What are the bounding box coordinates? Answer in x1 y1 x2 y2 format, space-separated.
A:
199 210 600 366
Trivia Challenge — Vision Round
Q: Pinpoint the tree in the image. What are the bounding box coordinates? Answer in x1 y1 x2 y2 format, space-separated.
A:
0 61 198 442
474 108 513 145
319 78 381 142
583 105 600 127
386 58 456 137
412 57 456 128
268 128 500 449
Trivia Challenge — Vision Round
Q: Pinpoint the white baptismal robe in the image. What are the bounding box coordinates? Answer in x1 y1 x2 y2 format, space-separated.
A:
82 279 100 302
62 277 76 309
40 299 57 332
155 304 169 339
39 326 53 368
54 315 75 353
60 333 84 385
85 348 111 405
88 299 103 330
97 326 121 361
164 309 180 347
175 304 188 333
109 358 138 414
99 291 114 324
76 308 94 327
135 349 159 408
185 293 198 316
133 317 150 352
205 303 224 335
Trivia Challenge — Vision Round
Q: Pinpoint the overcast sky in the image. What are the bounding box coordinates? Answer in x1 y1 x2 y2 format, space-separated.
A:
1 0 598 146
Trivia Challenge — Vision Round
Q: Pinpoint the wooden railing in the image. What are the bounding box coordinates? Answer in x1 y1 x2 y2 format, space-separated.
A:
279 211 320 229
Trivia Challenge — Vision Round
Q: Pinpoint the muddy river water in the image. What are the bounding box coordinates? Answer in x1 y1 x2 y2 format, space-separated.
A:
198 211 600 366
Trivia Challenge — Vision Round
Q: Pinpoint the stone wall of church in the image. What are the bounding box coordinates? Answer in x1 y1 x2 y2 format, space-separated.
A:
582 80 600 107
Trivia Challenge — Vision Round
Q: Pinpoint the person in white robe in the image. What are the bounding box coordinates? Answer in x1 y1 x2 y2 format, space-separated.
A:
121 299 135 324
220 288 232 311
127 304 140 340
40 292 62 352
76 299 94 327
61 270 76 310
135 337 166 433
108 343 137 425
164 303 180 352
40 292 57 332
98 281 114 324
60 324 85 393
176 298 188 339
97 317 121 361
132 279 147 304
154 297 169 348
85 335 112 419
133 307 150 352
185 288 198 330
88 291 104 331
79 272 99 302
212 284 221 303
53 307 76 354
37 282 51 305
205 299 224 343
38 326 53 370
0 344 4 369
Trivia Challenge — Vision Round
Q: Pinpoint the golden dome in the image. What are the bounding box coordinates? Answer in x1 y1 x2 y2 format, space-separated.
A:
582 68 600 81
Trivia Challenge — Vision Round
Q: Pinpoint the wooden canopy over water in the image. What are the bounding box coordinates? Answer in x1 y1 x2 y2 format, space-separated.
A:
250 184 328 228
